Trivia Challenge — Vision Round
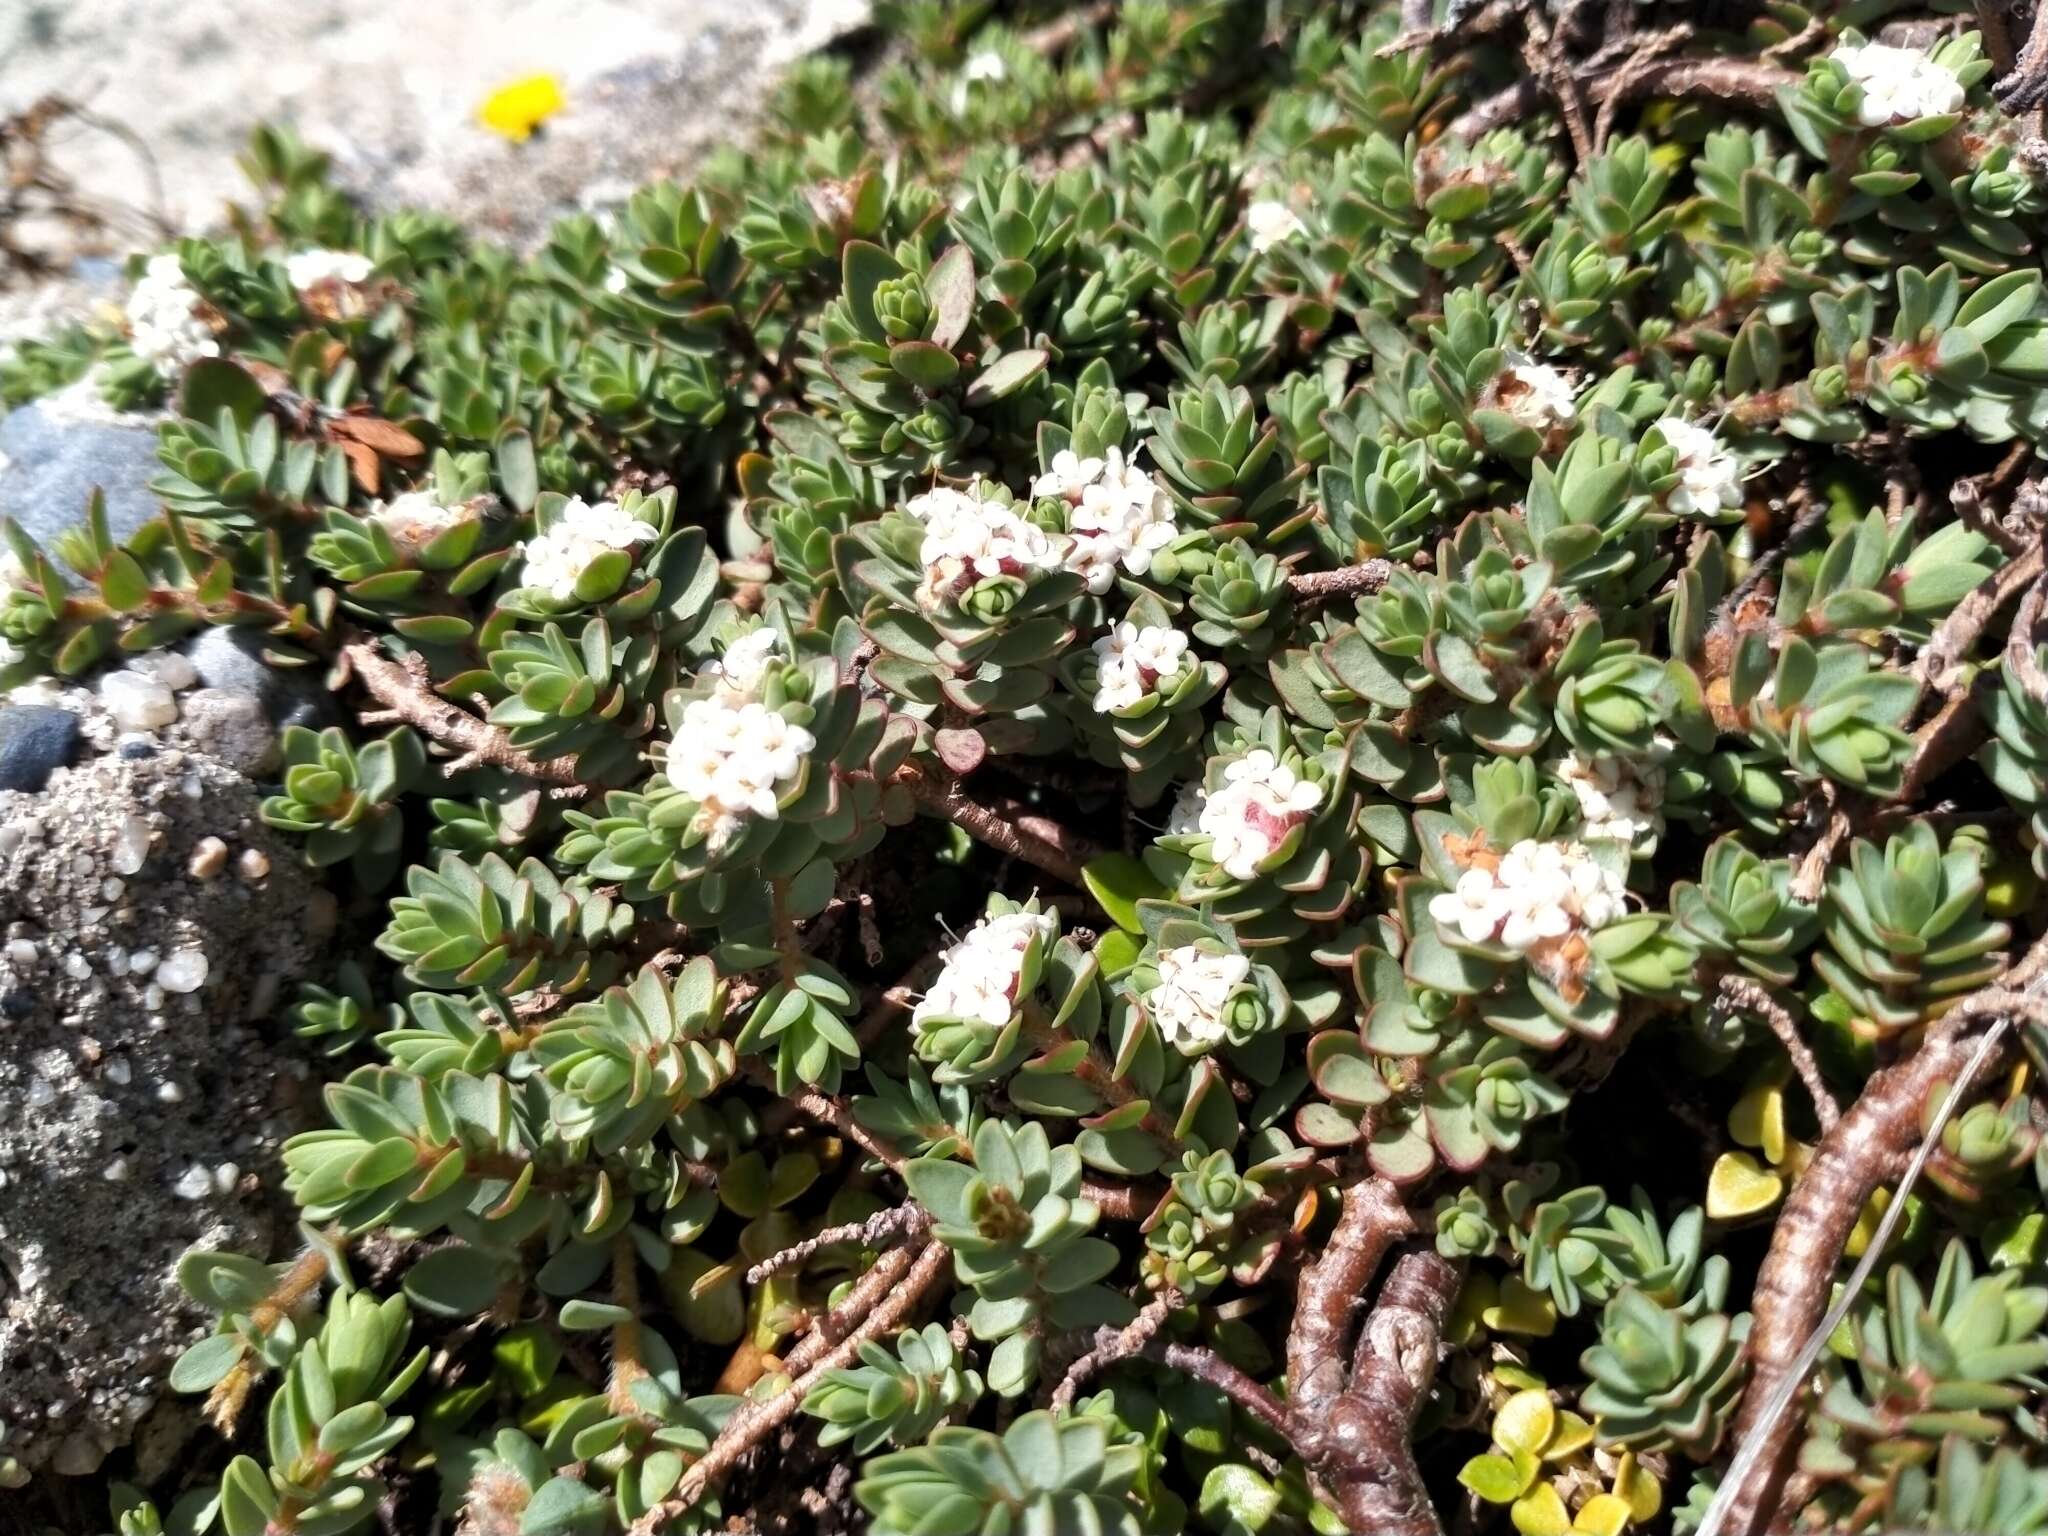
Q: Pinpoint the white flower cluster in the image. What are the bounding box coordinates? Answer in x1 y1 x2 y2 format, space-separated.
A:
668 695 815 850
1173 750 1324 881
950 49 1008 113
519 497 660 602
1833 41 1965 126
704 627 784 698
1657 417 1744 518
1497 350 1577 432
1031 447 1181 594
1555 750 1666 848
285 249 373 293
1246 199 1306 253
125 255 219 377
905 483 1063 604
1429 839 1627 955
1092 622 1191 713
1148 944 1252 1056
914 909 1057 1029
371 490 466 546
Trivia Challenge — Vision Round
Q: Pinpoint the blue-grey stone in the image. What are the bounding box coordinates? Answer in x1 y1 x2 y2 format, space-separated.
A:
0 705 81 793
182 627 336 731
0 404 164 555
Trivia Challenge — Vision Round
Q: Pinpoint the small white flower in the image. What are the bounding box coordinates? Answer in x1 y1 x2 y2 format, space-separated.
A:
1429 866 1514 946
1833 41 1965 126
1497 350 1577 432
1199 749 1324 881
1092 622 1192 714
603 265 630 295
371 490 466 546
519 497 660 602
1055 447 1180 595
705 627 784 699
1148 944 1252 1056
125 254 219 377
1657 418 1744 519
285 249 373 293
1031 449 1106 500
906 481 1063 605
914 909 1057 1029
1555 749 1667 848
963 51 1007 83
667 695 816 849
1246 199 1306 254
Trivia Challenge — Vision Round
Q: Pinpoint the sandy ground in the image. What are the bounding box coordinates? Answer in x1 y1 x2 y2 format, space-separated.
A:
0 0 869 251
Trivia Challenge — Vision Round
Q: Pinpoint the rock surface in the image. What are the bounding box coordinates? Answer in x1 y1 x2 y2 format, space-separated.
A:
0 704 80 792
0 397 165 555
0 0 871 252
0 731 323 1475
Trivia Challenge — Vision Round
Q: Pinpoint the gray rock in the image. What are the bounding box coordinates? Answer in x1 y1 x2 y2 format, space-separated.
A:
0 705 80 792
0 403 163 554
0 749 320 1474
177 689 279 777
183 627 336 731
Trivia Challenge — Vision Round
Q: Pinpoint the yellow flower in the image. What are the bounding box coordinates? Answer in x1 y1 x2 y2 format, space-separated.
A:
477 75 566 142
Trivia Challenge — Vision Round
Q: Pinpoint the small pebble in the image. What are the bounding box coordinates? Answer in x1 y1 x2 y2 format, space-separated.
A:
156 949 208 994
236 847 270 882
105 1055 131 1086
62 952 91 981
1 988 32 1021
142 983 165 1010
213 1162 240 1195
117 737 157 761
100 876 124 901
98 669 178 733
171 1165 211 1201
129 948 158 974
26 1076 54 1109
4 937 36 966
156 1081 184 1104
71 852 94 877
135 651 199 691
0 821 23 858
101 1157 130 1183
0 703 81 792
109 815 151 875
187 837 228 880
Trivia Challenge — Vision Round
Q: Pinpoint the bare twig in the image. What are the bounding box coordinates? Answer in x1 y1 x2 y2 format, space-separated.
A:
1714 976 1840 1131
896 766 1094 887
2005 565 2048 708
634 1236 952 1532
344 640 583 786
744 1203 927 1285
1914 539 2044 691
1709 969 2044 1536
1288 557 1396 603
1049 1290 1179 1412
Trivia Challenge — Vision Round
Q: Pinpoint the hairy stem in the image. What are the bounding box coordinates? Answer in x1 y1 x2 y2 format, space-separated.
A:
1714 976 1840 1132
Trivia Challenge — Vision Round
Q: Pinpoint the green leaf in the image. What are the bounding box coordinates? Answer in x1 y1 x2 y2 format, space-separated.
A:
520 1475 608 1536
496 430 540 513
1081 852 1167 934
179 359 267 431
965 348 1048 405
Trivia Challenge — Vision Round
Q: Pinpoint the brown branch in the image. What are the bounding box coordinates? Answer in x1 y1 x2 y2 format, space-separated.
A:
1450 53 1797 141
1319 1248 1463 1536
634 1236 951 1532
1286 1173 1417 1424
1288 557 1395 603
1720 987 2032 1535
2006 565 2048 708
1915 539 2044 691
344 639 582 786
1049 1290 1179 1412
744 1203 925 1285
897 767 1093 887
1149 1341 1294 1435
1714 976 1840 1132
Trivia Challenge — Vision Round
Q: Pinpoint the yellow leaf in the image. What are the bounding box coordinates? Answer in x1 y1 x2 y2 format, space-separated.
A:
1482 1275 1560 1338
1844 1185 1892 1259
1726 1080 1786 1163
1544 1409 1596 1462
1573 1492 1633 1535
1494 1390 1557 1457
478 75 566 142
1511 1482 1573 1536
1612 1452 1663 1523
1706 1149 1783 1219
